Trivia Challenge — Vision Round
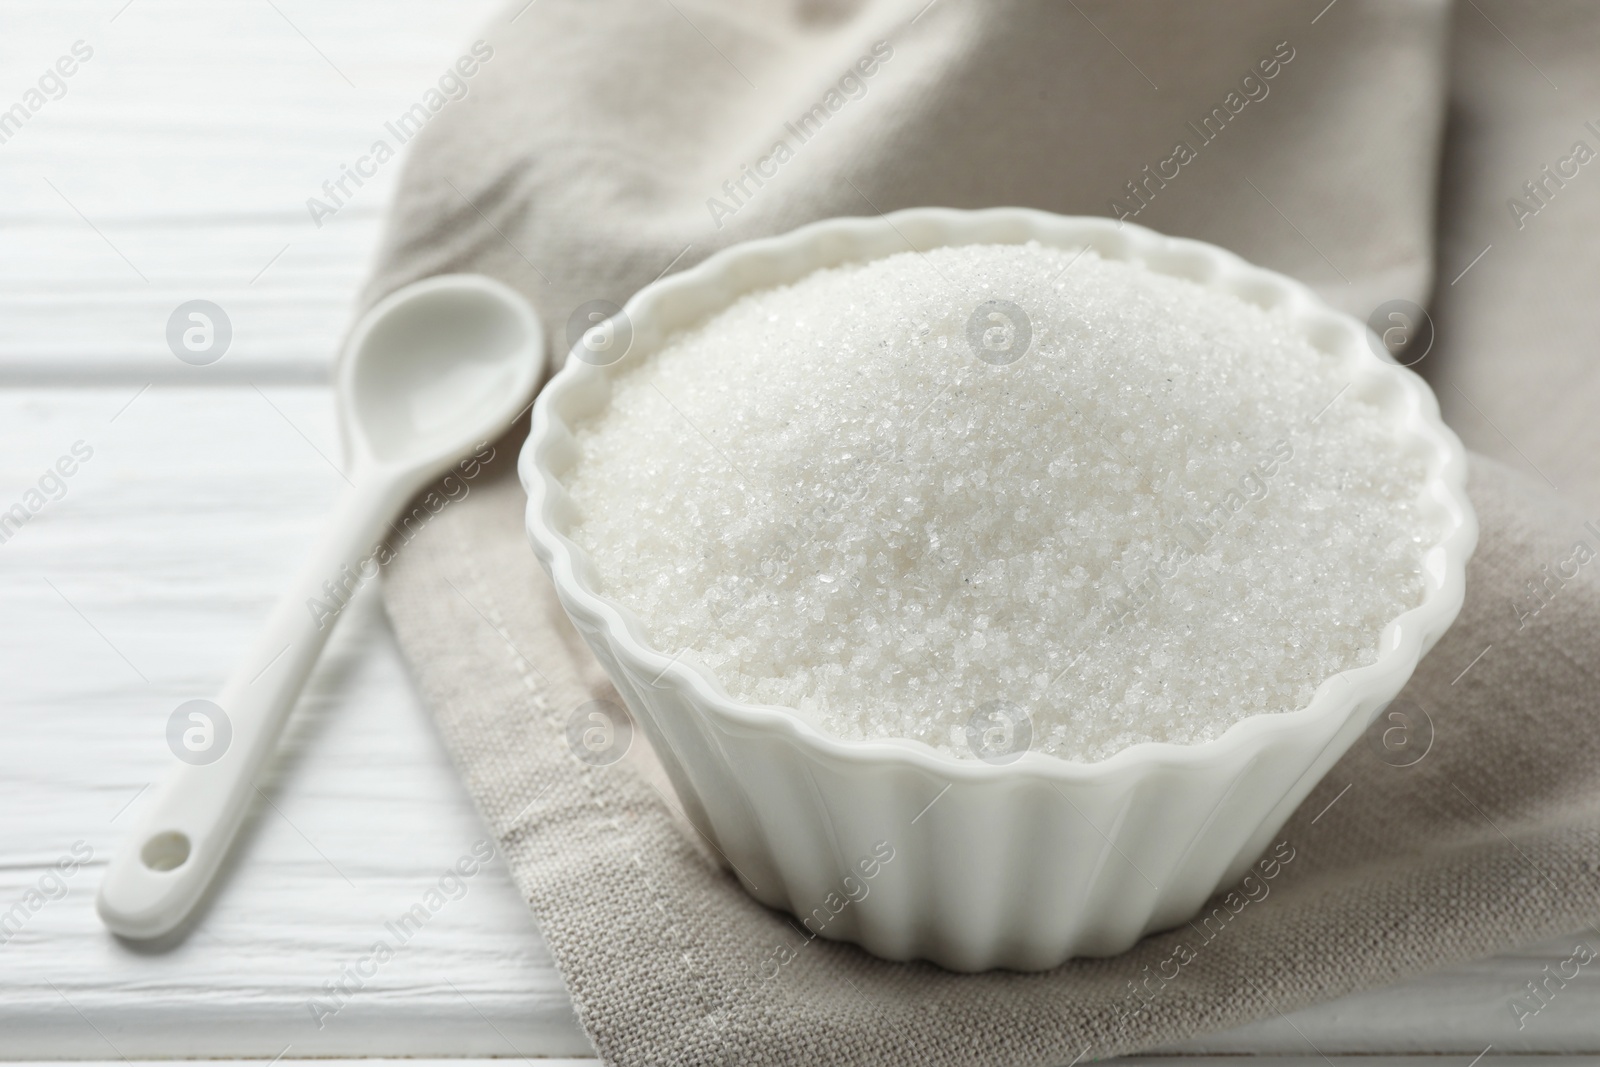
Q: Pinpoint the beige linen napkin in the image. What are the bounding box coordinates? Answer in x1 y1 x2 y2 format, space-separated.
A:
364 2 1600 1062
1425 3 1600 511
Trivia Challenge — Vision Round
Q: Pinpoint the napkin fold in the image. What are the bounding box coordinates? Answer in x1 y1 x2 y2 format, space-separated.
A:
365 2 1600 1062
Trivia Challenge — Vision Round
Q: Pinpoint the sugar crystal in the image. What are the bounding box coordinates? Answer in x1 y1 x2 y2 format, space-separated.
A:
565 243 1434 762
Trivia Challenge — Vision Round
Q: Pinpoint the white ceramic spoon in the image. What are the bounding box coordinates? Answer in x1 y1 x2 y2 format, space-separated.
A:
98 274 545 939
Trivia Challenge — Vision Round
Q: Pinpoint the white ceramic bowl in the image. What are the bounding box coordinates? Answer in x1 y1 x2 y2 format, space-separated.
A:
519 208 1476 971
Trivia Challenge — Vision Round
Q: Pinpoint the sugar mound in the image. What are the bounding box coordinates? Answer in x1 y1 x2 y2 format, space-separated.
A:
564 243 1435 763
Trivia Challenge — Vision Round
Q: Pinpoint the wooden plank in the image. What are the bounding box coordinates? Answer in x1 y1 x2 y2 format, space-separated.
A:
0 386 589 1059
0 0 508 383
7 1063 603 1067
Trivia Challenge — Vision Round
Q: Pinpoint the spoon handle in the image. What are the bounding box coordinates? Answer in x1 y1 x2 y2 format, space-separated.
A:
98 475 407 939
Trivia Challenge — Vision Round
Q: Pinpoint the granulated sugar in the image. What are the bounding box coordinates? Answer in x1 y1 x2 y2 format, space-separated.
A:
564 243 1435 762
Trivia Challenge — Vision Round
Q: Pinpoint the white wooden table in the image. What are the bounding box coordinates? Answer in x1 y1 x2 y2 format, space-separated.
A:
3 3 1598 1063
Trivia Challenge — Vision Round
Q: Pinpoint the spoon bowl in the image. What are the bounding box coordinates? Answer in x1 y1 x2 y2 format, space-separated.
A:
343 275 542 472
